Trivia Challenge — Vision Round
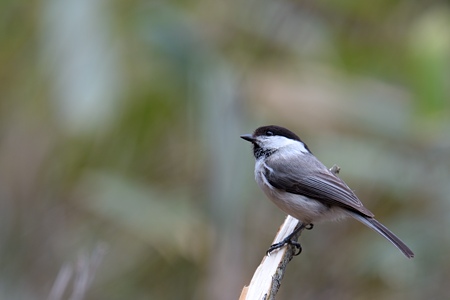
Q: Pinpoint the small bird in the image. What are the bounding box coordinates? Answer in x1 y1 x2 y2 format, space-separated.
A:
241 125 414 258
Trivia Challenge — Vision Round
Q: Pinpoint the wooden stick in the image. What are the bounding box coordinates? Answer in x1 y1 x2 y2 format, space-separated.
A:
239 215 302 300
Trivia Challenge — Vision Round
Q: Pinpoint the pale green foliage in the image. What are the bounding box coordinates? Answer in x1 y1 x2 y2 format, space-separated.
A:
0 0 449 299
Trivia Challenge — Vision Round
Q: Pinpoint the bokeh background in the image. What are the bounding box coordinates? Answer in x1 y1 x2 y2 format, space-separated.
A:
1 0 450 299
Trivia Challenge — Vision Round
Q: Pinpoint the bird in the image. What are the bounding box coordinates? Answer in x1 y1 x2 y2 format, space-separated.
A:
241 125 414 258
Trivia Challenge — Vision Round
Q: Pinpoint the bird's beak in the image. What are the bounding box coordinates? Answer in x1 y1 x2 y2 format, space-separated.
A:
240 134 255 142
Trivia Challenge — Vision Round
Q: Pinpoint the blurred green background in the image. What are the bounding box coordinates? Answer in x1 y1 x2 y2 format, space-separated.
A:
1 0 449 299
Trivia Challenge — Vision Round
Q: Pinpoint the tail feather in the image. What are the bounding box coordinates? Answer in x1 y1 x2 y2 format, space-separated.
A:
349 213 414 259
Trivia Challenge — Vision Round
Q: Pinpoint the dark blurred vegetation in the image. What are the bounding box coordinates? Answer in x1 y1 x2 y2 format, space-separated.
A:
1 0 449 299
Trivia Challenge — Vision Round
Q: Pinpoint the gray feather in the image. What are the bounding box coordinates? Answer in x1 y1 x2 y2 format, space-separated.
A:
264 153 374 218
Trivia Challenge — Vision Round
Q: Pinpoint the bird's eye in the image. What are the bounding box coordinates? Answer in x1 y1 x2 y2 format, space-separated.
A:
266 131 274 136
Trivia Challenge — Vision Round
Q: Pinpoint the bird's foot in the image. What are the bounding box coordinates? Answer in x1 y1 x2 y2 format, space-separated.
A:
266 237 302 256
266 222 313 256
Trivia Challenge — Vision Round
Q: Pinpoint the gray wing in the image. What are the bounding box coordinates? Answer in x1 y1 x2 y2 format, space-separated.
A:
264 154 374 218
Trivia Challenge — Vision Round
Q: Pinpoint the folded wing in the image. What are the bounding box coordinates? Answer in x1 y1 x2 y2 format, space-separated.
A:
264 154 374 218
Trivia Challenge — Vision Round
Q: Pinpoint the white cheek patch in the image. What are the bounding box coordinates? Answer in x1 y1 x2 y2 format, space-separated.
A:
262 136 309 153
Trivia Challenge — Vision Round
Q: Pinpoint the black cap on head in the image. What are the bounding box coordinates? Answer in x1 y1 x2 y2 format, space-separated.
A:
253 125 302 142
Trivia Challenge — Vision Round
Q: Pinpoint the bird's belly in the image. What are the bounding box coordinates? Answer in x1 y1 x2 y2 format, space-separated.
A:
265 187 330 223
255 169 347 223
